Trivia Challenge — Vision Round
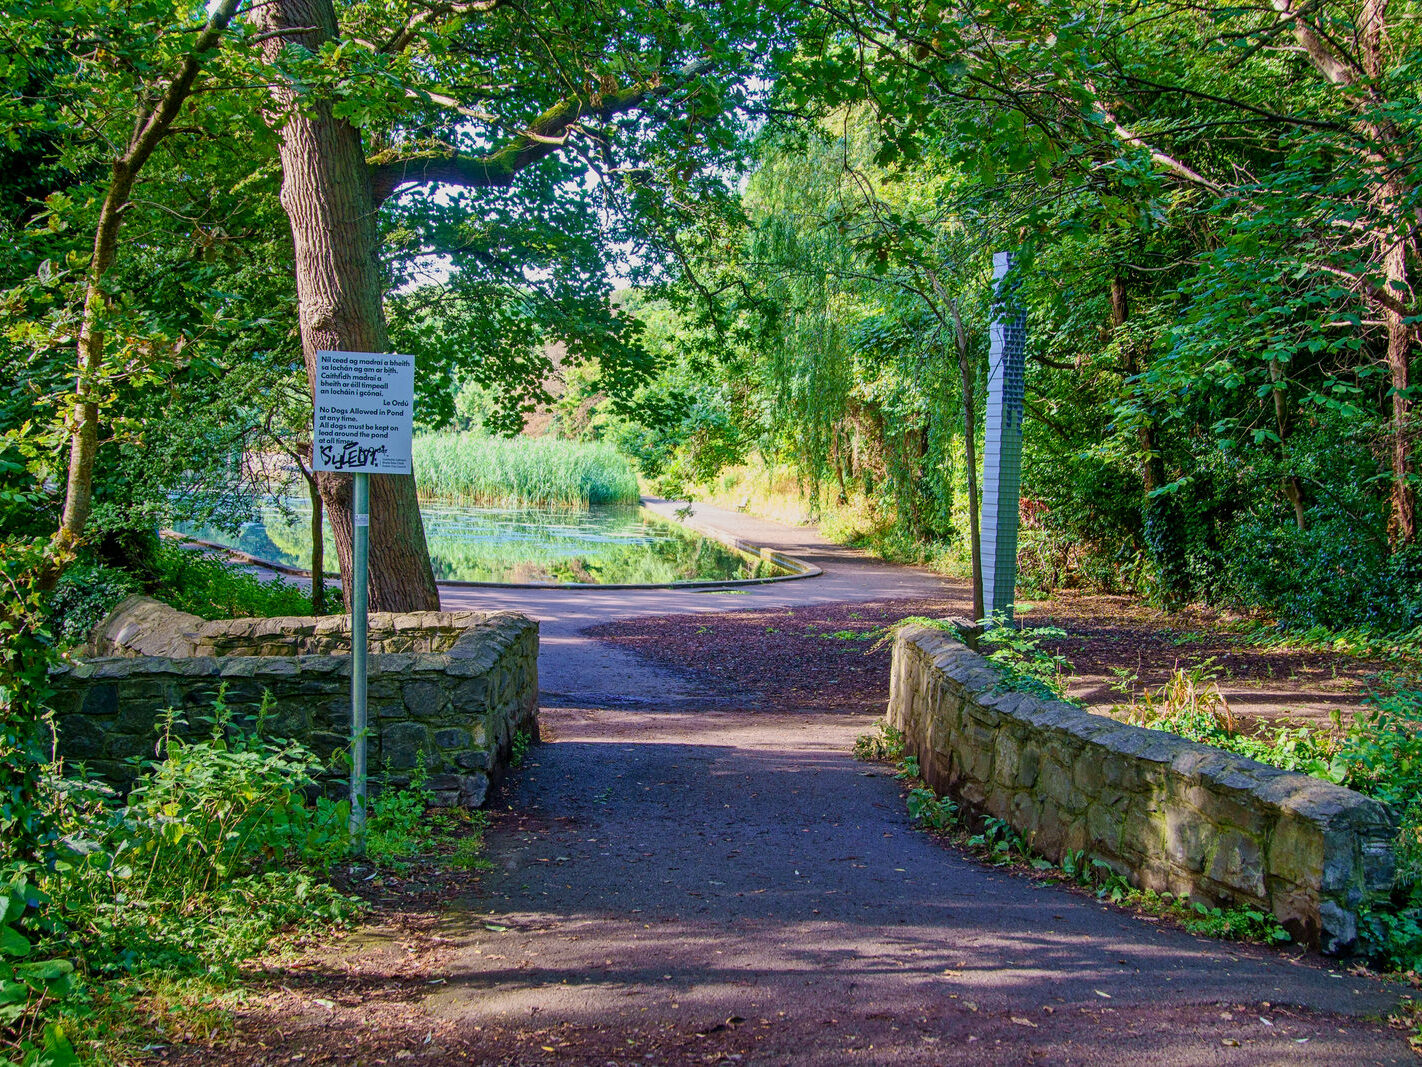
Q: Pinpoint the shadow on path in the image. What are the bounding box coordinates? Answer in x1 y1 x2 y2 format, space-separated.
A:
424 705 1410 1063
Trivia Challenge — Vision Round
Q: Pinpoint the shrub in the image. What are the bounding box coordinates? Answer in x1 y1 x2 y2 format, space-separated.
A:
1224 517 1422 632
2 688 357 1062
47 563 141 647
147 541 312 620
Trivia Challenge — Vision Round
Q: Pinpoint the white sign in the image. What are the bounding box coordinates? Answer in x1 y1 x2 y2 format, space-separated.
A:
313 350 415 474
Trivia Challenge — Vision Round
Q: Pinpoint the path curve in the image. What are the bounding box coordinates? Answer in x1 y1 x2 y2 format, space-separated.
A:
439 498 959 707
422 501 1410 1063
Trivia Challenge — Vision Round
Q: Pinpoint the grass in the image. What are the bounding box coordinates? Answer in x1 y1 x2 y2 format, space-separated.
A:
413 433 641 507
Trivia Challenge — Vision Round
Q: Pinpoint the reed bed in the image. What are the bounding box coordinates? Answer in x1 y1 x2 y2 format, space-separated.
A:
412 433 641 507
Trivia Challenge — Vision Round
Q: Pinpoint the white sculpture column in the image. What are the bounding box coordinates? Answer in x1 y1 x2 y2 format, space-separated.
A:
980 251 1026 623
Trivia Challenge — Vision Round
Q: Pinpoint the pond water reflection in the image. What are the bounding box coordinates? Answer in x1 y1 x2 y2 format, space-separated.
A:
175 500 782 585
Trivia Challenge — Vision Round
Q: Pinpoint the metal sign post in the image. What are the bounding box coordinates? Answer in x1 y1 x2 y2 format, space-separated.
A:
350 471 369 848
980 252 1027 625
311 349 416 852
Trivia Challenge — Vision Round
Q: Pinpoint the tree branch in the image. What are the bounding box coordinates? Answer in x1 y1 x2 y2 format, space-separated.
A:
369 58 709 203
380 0 506 55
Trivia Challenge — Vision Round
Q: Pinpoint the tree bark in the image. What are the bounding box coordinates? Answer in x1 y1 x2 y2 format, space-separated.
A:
1383 231 1415 544
46 0 243 585
308 470 326 615
1275 0 1415 545
258 0 439 611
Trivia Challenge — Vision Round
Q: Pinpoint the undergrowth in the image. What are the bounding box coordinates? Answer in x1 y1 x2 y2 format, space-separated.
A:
2 686 499 1064
48 542 312 647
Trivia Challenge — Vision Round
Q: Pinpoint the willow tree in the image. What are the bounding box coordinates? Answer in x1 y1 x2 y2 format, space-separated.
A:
254 0 794 610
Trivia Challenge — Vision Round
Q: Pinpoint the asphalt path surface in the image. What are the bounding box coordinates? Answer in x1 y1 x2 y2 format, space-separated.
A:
421 500 1414 1063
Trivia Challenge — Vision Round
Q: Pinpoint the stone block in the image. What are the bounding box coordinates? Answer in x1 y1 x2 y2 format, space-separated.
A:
452 677 489 707
381 722 429 770
56 715 109 759
434 727 470 749
1205 830 1266 898
80 684 119 719
402 681 447 718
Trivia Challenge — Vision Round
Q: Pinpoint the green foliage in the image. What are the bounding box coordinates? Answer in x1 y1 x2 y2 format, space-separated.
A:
0 539 60 871
0 879 79 1066
905 786 958 834
48 692 355 976
1225 519 1422 633
45 542 312 652
0 686 359 1062
365 756 496 875
145 543 312 622
366 757 437 867
413 433 641 508
46 563 141 647
980 619 1078 705
509 728 533 770
853 721 904 761
1113 663 1344 780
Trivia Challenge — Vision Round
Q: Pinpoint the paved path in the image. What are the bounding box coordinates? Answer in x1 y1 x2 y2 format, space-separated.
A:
422 502 1410 1063
439 498 958 709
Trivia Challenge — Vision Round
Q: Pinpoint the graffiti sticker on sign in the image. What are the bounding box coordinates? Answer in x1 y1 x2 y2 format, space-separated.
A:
312 350 415 474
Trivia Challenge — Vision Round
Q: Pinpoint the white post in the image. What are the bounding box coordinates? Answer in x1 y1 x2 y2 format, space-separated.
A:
980 251 1026 623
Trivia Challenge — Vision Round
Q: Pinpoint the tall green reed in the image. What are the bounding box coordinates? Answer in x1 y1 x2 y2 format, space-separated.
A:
412 433 640 507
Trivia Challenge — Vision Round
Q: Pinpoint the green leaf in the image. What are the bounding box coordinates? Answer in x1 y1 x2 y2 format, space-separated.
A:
0 925 31 959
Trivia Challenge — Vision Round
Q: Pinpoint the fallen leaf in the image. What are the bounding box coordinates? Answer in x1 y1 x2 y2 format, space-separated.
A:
1222 1038 1240 1047
1094 990 1111 999
1010 1017 1038 1028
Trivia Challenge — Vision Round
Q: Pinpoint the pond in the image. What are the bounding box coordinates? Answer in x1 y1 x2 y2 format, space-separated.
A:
175 500 786 585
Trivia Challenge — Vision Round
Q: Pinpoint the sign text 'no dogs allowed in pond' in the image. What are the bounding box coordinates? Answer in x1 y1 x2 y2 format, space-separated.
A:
313 350 415 474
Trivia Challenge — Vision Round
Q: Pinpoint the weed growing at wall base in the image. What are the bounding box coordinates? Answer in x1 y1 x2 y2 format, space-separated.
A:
854 727 1292 950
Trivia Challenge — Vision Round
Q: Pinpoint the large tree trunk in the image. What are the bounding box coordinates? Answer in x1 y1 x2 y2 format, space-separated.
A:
1277 0 1415 546
259 0 439 611
1381 211 1415 546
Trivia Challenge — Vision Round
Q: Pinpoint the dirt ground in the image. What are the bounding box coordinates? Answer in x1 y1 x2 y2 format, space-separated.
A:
585 591 1387 730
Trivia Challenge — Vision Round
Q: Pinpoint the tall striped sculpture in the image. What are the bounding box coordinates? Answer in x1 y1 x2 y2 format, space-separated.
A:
980 251 1026 623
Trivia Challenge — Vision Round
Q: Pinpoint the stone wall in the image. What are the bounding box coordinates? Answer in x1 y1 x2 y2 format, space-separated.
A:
52 598 539 807
887 624 1396 951
85 595 487 658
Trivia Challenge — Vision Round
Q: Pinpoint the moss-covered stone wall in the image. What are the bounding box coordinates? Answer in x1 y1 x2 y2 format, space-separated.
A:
887 624 1395 951
51 598 538 808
